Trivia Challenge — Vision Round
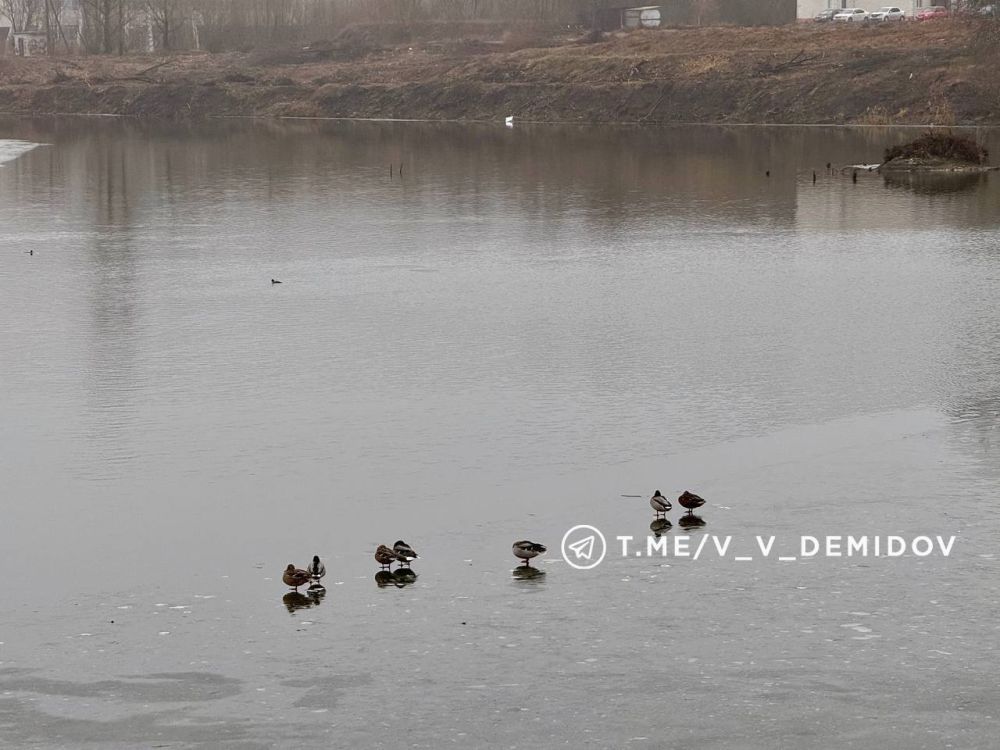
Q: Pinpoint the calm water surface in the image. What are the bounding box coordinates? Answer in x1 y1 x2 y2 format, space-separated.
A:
1 118 999 748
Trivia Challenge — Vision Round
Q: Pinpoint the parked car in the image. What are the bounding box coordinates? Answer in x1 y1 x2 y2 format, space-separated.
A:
868 5 905 20
834 7 869 21
916 5 949 19
815 7 840 20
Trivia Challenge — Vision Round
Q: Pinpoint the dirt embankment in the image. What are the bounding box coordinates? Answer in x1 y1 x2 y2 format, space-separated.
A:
0 21 997 125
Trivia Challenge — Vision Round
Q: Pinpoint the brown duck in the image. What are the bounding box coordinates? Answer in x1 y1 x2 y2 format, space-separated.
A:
678 490 706 513
375 544 404 569
282 564 311 591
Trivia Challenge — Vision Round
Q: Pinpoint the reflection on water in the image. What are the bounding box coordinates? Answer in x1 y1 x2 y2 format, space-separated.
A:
375 569 418 588
282 587 326 613
511 566 546 581
650 518 672 536
677 514 707 530
883 170 990 195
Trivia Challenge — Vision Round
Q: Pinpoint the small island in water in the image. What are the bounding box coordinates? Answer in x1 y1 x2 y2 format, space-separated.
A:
881 132 995 173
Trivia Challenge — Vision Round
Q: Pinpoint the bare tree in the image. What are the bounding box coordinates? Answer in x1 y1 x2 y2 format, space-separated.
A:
146 0 189 49
80 0 138 53
1 0 43 32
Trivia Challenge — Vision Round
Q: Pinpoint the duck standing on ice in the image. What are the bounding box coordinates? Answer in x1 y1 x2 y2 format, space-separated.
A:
678 490 706 513
375 544 405 570
308 555 326 586
282 564 311 591
650 490 672 518
393 540 418 567
512 540 547 567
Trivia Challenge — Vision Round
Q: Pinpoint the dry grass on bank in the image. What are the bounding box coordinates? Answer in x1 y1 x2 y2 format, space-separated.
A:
0 20 997 125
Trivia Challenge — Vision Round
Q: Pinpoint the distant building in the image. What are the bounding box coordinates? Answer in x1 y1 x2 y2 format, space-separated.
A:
624 6 663 28
11 30 47 56
597 0 795 29
4 0 82 55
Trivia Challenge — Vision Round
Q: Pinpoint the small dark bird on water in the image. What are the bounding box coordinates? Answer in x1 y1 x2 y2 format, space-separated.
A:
678 490 707 513
812 171 817 183
271 279 282 284
26 249 34 255
765 170 770 177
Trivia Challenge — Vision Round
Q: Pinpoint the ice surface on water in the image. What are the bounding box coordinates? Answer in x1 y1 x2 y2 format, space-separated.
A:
1 121 999 749
0 139 42 165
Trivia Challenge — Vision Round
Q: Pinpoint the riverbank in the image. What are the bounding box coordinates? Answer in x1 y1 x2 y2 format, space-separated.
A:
0 21 997 125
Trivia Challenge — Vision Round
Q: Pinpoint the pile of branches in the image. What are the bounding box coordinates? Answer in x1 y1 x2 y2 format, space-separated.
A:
884 131 989 165
755 49 820 77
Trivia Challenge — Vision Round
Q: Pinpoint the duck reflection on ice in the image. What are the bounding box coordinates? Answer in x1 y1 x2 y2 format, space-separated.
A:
650 518 672 537
511 565 545 581
375 568 418 588
282 586 326 613
677 513 707 530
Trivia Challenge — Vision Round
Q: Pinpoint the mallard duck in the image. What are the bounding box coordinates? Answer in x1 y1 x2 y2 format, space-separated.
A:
282 564 311 591
678 490 706 513
375 544 403 569
393 540 418 567
512 540 547 567
308 555 326 584
650 490 672 518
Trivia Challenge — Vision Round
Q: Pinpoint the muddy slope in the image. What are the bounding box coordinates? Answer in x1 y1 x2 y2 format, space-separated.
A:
0 22 996 125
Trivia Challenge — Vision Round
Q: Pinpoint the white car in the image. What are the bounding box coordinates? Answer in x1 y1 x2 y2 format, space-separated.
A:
868 6 905 20
834 8 869 21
